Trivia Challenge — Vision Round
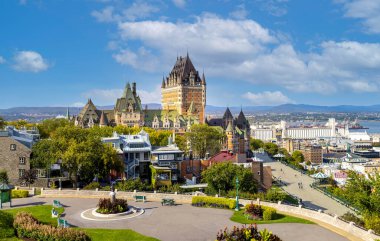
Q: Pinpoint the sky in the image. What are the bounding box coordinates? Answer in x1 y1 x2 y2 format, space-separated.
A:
1 0 380 108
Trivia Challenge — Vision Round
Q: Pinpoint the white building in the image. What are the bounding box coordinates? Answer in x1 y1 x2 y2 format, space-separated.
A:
281 118 336 140
251 129 275 141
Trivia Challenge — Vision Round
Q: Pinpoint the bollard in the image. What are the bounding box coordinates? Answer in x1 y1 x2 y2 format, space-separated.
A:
256 198 260 205
154 190 157 194
95 188 99 192
59 187 61 191
76 188 80 191
298 204 302 209
277 201 282 205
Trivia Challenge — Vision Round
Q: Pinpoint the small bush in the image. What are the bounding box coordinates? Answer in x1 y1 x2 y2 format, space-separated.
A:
364 214 380 234
11 190 29 198
0 211 14 238
340 212 364 227
83 182 101 190
192 196 236 209
13 212 90 241
216 224 282 241
245 204 263 219
263 206 277 221
265 188 287 202
97 198 129 214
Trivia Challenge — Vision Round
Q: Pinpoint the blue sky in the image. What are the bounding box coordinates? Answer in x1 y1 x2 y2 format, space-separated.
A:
1 0 380 108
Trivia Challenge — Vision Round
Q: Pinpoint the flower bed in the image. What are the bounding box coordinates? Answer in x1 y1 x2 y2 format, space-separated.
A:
191 196 236 209
96 198 129 214
244 204 277 221
216 224 282 241
13 212 89 241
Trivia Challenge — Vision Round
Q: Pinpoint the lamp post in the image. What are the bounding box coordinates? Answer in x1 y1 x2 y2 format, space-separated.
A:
235 176 239 211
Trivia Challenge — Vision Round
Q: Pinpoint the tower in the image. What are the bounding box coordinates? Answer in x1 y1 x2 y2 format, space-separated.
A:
226 121 234 151
161 54 206 123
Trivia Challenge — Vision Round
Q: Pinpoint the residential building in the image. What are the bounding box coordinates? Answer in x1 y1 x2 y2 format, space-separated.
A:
4 126 40 148
151 136 184 187
0 130 31 184
301 144 323 164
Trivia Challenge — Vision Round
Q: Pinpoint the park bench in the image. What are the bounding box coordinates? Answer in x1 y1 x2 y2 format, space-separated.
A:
53 200 62 207
57 218 69 228
51 208 59 218
161 198 175 206
134 195 146 203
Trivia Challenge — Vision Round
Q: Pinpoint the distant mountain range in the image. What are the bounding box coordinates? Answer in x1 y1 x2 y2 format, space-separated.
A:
2 103 380 121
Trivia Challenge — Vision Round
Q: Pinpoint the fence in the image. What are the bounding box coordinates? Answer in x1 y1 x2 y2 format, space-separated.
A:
39 188 380 241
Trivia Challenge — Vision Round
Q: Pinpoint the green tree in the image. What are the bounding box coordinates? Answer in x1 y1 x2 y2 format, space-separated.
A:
174 134 188 154
31 139 61 169
20 169 37 188
37 118 71 138
250 138 264 150
292 150 305 164
0 169 9 184
0 116 5 129
186 124 224 158
201 162 257 194
263 142 278 156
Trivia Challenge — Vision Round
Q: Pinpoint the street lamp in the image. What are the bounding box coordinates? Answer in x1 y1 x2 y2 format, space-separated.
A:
235 176 239 211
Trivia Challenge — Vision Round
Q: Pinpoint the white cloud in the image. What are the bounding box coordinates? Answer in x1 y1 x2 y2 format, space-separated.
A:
243 91 294 106
0 56 5 64
12 51 49 73
229 4 249 20
91 1 159 23
172 0 186 8
338 0 380 34
339 81 378 92
137 85 161 103
71 102 85 107
102 14 380 95
258 0 288 17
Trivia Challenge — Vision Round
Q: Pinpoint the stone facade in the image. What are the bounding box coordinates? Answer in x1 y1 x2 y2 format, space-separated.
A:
161 54 206 123
75 55 204 131
0 135 31 184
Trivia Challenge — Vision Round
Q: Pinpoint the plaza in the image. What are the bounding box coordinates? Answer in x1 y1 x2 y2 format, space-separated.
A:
5 196 351 241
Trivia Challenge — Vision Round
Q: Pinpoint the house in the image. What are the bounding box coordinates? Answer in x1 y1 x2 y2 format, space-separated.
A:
0 130 31 185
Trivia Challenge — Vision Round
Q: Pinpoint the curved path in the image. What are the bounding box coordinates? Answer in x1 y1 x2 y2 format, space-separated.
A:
7 197 350 241
257 153 352 216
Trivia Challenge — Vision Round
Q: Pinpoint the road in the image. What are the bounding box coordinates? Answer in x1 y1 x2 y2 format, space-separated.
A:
257 153 352 216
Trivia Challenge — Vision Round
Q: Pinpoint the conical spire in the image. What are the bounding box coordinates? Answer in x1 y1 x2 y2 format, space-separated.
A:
226 120 234 132
99 110 108 127
162 76 166 88
201 70 206 85
223 107 233 120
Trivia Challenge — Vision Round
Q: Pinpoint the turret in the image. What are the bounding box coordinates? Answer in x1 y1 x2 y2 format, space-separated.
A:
132 82 136 96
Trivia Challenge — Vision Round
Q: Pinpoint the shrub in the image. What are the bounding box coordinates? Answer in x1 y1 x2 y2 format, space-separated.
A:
11 190 29 198
0 211 14 238
96 198 129 214
0 169 9 184
245 204 263 219
265 188 287 202
13 212 90 241
263 207 277 221
216 224 282 241
340 212 364 227
83 182 101 190
115 178 153 192
192 196 236 209
226 190 266 200
364 214 380 234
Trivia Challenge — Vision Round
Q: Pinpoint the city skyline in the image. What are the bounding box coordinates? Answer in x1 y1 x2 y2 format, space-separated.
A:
1 0 380 109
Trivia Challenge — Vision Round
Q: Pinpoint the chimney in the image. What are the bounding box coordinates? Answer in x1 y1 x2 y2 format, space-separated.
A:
132 82 136 95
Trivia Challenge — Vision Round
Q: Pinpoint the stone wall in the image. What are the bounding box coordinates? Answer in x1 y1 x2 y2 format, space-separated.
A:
40 189 380 241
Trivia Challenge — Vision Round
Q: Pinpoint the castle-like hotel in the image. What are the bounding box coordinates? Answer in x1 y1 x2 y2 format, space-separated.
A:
75 54 250 153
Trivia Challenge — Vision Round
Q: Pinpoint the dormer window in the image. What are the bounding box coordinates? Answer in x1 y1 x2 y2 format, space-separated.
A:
10 144 16 151
19 157 26 164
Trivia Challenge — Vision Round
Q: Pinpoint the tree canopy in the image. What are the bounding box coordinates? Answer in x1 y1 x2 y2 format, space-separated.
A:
186 124 224 158
202 162 257 195
250 138 264 150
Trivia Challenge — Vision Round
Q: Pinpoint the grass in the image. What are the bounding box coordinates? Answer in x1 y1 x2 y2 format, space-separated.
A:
82 229 159 241
3 205 64 226
0 205 159 241
230 210 315 224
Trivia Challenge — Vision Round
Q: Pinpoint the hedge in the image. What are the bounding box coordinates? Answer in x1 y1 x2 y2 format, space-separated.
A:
11 190 29 198
14 212 90 241
262 206 277 221
192 196 236 209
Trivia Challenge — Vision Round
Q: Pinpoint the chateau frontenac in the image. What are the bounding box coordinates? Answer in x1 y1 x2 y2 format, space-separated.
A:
75 54 206 131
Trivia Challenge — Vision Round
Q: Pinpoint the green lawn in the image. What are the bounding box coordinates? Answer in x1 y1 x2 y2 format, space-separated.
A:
230 210 315 224
83 229 159 241
0 205 159 241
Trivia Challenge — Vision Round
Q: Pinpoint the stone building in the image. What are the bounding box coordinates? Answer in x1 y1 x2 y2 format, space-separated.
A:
75 55 203 131
207 107 251 155
0 131 31 184
161 53 206 123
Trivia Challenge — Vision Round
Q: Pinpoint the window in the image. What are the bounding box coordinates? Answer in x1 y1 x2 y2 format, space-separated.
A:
144 152 149 160
136 153 140 159
10 144 16 151
19 169 25 178
19 157 26 165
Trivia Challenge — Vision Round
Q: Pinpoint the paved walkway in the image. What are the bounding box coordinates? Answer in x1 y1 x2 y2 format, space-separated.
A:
6 197 350 241
260 154 352 216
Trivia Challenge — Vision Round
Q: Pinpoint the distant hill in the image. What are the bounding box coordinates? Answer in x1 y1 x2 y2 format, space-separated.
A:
2 103 380 121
